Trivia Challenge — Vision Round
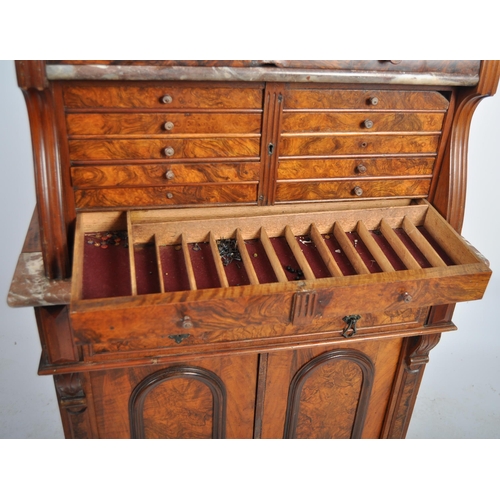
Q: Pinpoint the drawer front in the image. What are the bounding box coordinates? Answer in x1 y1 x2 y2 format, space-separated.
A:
68 137 261 161
71 163 260 188
278 158 435 180
279 134 440 156
63 85 264 109
276 179 431 202
66 112 263 136
281 112 445 133
283 89 450 111
74 184 258 209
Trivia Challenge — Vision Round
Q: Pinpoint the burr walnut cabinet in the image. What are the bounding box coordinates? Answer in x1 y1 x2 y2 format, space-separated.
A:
8 60 499 438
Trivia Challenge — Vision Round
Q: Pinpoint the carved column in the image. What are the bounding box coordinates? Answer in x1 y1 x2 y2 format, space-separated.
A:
16 61 71 279
54 373 96 438
381 333 441 438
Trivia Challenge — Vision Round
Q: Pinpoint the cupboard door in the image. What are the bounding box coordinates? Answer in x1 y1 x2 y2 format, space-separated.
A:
260 337 403 439
88 354 258 438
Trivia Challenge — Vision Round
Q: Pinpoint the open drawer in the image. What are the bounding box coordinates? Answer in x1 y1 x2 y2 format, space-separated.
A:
70 200 491 348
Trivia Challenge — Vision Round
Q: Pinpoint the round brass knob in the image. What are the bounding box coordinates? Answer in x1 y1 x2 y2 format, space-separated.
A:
353 186 363 196
402 292 413 303
161 95 173 104
164 121 174 131
356 164 367 174
166 192 174 199
363 119 374 129
163 147 175 157
182 315 193 329
369 97 379 106
165 170 175 180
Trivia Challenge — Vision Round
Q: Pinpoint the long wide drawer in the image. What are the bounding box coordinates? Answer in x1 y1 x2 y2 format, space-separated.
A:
70 200 491 348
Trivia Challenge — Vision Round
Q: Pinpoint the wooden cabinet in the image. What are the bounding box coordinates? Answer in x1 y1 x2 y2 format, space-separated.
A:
9 60 499 438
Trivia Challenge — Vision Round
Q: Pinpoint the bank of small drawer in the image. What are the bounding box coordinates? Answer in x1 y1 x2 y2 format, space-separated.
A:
68 137 261 161
281 112 445 134
277 158 435 180
62 84 264 109
276 179 431 202
71 163 260 188
74 183 258 209
280 134 440 157
66 112 263 136
283 89 450 111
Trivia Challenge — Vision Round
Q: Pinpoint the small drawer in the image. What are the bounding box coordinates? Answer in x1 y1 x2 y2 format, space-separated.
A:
278 158 435 180
62 84 264 109
71 162 261 188
281 112 445 134
66 112 263 136
74 184 258 209
279 134 440 157
68 137 261 161
275 179 431 202
283 89 449 111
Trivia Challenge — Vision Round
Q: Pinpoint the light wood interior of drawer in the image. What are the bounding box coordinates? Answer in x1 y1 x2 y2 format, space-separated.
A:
73 200 482 301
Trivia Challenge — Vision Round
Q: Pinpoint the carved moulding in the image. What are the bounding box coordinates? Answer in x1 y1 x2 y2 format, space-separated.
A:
283 349 375 439
129 366 227 439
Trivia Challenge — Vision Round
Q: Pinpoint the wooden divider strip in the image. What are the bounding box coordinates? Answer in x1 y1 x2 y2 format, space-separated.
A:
236 228 259 285
126 211 138 295
310 223 343 277
181 233 197 290
284 225 316 280
209 232 229 288
356 220 395 272
259 227 288 283
154 236 165 293
333 221 370 275
402 217 446 268
380 218 421 270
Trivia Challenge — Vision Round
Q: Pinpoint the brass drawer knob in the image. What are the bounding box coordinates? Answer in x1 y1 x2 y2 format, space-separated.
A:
363 119 374 129
163 146 175 157
166 192 174 199
164 121 174 131
402 292 413 303
355 164 367 174
165 170 175 180
353 186 363 196
182 316 193 329
369 97 379 106
161 94 173 104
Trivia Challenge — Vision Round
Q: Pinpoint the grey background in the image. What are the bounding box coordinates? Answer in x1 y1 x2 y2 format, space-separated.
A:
1 59 499 438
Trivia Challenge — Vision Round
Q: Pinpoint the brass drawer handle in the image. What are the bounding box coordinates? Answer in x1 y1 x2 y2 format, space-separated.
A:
165 170 175 180
164 146 175 157
363 119 374 129
161 94 173 104
353 186 363 196
164 121 174 131
355 164 367 174
342 314 361 338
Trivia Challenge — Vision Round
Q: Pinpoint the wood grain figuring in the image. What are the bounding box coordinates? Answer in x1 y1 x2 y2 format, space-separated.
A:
281 112 445 133
276 179 431 202
63 85 264 109
74 184 257 209
279 134 440 156
66 112 262 136
278 157 435 179
68 137 261 161
71 163 260 188
283 90 450 110
284 350 374 438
